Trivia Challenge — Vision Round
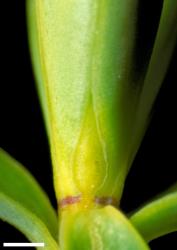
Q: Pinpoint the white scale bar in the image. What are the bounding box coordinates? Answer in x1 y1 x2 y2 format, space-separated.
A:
3 243 44 247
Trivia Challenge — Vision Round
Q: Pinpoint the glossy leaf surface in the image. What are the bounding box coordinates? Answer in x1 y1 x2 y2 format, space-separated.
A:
28 0 147 204
130 0 177 163
0 192 59 250
130 187 177 242
0 149 58 240
60 206 150 250
28 0 177 205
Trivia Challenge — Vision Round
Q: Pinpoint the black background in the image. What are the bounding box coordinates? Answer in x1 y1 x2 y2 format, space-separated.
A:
0 1 176 249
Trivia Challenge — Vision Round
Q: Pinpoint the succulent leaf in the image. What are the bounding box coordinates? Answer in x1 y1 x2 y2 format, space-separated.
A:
59 206 150 250
27 1 177 248
130 183 177 242
129 0 177 164
0 192 59 250
27 0 51 136
0 149 58 240
130 193 177 242
28 0 150 203
28 0 177 205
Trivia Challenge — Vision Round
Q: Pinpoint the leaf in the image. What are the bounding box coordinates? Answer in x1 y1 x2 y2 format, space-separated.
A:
60 206 150 250
26 0 51 136
129 0 177 163
28 0 150 203
0 192 59 250
130 186 177 242
0 149 58 240
27 0 176 209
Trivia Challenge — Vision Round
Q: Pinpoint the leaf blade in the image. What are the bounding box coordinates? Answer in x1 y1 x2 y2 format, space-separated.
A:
130 0 177 162
60 206 150 250
0 149 58 240
31 0 148 202
0 192 59 250
26 0 51 136
130 190 177 242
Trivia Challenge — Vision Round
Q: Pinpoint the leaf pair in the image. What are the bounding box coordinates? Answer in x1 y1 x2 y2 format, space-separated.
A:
1 148 176 249
28 0 177 204
0 149 151 250
26 0 177 249
1 0 177 249
59 206 150 250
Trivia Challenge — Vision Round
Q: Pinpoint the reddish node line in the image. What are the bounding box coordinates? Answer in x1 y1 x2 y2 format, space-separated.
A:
58 195 118 208
94 196 118 206
58 195 81 208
